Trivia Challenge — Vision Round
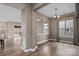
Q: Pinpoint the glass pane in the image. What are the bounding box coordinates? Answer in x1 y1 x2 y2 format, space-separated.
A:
59 19 74 42
66 20 73 28
59 21 65 28
59 28 65 37
43 23 48 33
66 20 74 42
59 21 65 37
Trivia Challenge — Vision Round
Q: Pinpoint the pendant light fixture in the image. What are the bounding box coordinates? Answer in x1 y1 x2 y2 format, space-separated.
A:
53 8 60 19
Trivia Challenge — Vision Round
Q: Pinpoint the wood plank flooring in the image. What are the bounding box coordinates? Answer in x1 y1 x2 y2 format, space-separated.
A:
0 38 79 56
0 38 29 56
29 42 79 56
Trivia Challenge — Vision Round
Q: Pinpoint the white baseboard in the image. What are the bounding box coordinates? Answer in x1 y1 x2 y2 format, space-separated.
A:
48 39 57 41
21 47 29 52
37 40 48 45
21 46 38 52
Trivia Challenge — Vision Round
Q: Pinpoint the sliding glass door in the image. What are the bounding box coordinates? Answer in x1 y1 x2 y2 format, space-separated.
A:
59 19 74 43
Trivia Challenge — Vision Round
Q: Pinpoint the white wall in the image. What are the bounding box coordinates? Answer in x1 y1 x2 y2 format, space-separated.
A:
21 4 34 50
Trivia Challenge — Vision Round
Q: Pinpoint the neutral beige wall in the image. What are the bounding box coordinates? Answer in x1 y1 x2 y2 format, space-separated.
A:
7 22 14 39
50 19 57 39
32 11 49 45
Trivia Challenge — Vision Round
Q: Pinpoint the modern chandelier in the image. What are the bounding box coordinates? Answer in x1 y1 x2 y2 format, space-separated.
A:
53 8 60 19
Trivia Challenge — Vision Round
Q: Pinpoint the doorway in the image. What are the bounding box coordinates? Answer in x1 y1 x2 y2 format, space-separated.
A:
14 25 21 47
58 18 74 43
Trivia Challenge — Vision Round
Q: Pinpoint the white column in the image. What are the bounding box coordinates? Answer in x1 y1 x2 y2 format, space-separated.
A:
21 4 36 52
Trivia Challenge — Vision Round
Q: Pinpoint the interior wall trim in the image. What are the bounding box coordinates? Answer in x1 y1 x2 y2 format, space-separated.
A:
37 40 48 45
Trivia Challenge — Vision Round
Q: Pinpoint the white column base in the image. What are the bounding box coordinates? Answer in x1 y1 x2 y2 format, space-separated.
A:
21 46 38 52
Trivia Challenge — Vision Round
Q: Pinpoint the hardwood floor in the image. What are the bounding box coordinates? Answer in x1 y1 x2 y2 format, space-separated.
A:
0 38 29 56
29 42 79 56
1 38 79 56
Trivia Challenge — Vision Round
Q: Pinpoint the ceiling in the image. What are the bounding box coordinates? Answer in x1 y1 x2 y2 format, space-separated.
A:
0 3 76 22
37 3 75 18
0 3 26 22
2 3 26 10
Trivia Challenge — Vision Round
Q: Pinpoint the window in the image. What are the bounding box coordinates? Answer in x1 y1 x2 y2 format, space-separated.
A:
36 19 48 34
43 22 48 33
